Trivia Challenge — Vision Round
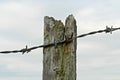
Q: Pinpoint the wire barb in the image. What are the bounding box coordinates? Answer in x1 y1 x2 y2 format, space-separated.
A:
21 45 28 54
0 26 120 54
105 25 113 34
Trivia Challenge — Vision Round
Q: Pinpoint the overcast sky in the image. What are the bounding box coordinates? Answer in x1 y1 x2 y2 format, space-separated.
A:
0 0 120 80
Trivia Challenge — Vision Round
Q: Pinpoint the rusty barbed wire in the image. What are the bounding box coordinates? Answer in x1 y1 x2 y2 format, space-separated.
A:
0 26 120 54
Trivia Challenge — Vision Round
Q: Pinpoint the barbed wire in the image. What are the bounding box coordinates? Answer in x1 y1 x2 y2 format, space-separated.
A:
0 26 120 54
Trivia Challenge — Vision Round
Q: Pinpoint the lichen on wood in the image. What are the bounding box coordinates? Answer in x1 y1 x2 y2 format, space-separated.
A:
43 15 77 80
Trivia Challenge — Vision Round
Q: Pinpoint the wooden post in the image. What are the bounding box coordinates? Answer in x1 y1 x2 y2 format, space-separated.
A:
43 15 77 80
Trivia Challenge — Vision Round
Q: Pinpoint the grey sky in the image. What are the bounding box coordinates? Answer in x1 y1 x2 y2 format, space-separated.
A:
0 0 120 80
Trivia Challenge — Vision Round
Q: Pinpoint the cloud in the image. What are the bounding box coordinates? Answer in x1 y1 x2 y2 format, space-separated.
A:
0 49 43 79
76 8 95 17
0 0 120 80
0 1 45 42
0 1 44 80
75 7 120 79
0 77 41 80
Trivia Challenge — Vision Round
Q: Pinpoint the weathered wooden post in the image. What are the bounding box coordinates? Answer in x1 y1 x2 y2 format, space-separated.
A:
43 15 77 80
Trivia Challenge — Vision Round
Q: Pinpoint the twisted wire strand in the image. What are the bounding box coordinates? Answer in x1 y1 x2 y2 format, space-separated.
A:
0 26 120 54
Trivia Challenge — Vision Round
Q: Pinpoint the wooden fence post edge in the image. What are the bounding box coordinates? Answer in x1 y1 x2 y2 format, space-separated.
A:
43 14 77 80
